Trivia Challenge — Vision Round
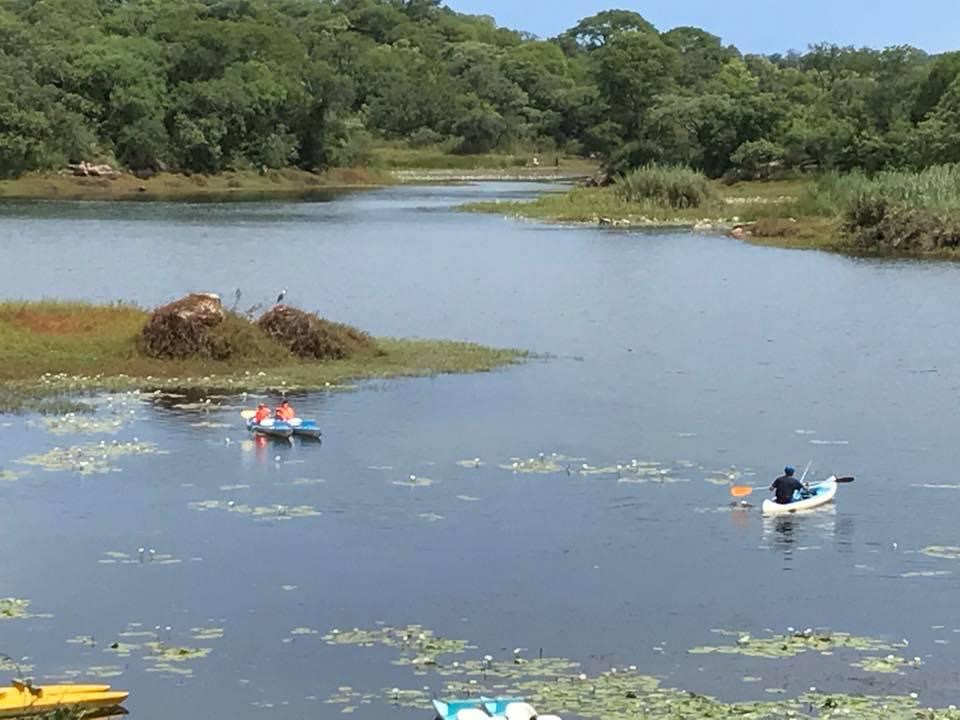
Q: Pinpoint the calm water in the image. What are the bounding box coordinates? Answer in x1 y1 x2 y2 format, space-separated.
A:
2 184 960 718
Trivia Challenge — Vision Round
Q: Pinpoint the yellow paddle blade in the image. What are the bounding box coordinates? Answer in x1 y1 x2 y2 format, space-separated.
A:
240 410 256 420
730 486 753 498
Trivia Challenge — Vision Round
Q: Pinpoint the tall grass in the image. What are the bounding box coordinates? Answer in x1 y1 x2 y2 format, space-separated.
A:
802 165 960 251
615 164 718 209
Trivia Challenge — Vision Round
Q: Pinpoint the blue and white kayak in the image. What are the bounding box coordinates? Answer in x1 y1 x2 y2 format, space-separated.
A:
762 476 838 516
246 418 294 439
288 418 322 439
432 698 522 720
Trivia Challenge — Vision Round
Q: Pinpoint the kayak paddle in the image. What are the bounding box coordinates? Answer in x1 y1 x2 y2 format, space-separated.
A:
729 476 854 497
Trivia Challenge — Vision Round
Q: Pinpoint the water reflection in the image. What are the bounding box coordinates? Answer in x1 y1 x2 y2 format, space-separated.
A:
762 507 839 570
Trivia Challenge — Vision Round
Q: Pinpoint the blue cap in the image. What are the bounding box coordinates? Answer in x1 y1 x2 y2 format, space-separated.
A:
785 466 795 475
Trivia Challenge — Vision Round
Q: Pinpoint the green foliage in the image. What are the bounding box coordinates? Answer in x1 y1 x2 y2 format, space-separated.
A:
0 0 956 181
796 166 960 252
730 139 787 179
615 164 717 208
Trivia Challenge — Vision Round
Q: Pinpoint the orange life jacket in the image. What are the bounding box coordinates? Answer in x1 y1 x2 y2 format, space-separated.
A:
254 407 270 423
278 405 295 420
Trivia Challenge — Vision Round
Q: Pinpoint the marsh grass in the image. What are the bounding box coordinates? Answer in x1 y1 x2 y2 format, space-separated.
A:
615 164 718 209
0 302 522 412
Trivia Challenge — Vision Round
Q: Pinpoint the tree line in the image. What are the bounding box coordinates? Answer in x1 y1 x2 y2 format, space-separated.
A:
1 0 959 179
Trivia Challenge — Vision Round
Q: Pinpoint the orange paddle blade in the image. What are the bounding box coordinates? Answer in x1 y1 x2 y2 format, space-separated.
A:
730 486 753 498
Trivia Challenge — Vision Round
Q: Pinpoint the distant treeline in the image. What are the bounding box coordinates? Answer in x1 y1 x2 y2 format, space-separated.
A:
2 0 960 178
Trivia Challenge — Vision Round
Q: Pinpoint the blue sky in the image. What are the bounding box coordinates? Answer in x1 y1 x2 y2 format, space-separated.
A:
445 0 960 55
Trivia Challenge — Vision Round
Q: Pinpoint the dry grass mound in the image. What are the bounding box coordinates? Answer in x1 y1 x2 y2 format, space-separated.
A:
141 293 288 362
257 305 377 360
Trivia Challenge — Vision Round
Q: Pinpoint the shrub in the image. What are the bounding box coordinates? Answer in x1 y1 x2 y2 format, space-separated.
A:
614 164 717 209
257 305 378 360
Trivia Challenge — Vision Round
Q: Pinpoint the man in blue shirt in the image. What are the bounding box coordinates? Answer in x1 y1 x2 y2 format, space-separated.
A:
770 466 804 504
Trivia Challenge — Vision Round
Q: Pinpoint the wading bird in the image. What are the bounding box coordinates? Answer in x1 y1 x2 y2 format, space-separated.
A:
276 288 286 304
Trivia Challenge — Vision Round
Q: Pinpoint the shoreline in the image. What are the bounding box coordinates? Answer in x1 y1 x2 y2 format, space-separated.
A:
0 161 598 202
1 337 526 414
0 301 525 413
461 181 960 259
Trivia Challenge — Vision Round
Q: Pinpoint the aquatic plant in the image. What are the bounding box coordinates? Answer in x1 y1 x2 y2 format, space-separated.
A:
322 624 960 720
322 625 471 666
688 628 907 659
921 545 960 560
615 164 718 209
0 598 46 620
188 499 321 520
16 441 162 474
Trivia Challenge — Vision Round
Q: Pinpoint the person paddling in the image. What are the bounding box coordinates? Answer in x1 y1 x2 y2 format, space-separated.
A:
769 466 804 505
253 403 271 424
276 399 296 421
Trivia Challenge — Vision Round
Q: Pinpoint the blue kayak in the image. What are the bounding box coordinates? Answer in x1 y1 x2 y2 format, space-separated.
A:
246 419 294 439
288 418 322 439
432 698 523 720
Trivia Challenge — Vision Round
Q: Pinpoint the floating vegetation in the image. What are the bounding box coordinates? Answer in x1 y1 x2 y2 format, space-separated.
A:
687 628 906 659
393 475 436 488
0 469 23 482
457 495 480 502
291 627 320 636
37 414 126 435
501 454 570 474
0 656 32 672
0 597 48 620
850 655 921 674
189 420 232 428
323 625 470 666
901 570 951 578
912 483 960 489
105 642 139 657
289 477 326 486
921 546 960 560
322 624 960 720
456 458 484 468
218 484 249 491
98 549 181 565
191 627 224 641
144 642 212 663
66 635 96 647
418 513 445 522
17 440 162 474
281 585 298 592
188 499 321 520
84 665 125 678
324 686 379 711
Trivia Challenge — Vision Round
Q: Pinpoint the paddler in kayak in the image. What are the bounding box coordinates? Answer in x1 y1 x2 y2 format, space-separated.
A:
769 466 806 504
275 399 296 422
253 403 271 424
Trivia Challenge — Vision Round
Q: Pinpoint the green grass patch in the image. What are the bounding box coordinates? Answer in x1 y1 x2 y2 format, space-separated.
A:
615 164 718 209
0 301 523 412
0 167 390 201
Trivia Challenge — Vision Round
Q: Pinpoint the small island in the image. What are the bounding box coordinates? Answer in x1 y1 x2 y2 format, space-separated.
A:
0 294 523 413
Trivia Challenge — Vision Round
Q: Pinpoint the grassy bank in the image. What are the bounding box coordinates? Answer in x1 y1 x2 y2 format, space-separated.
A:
0 167 391 201
463 164 960 257
0 302 523 412
0 155 600 201
373 146 599 180
463 173 842 250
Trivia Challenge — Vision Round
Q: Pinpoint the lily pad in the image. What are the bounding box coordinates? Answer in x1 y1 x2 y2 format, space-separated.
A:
188 499 320 520
1 597 47 620
191 627 224 640
17 441 163 474
144 641 212 663
922 546 960 560
687 628 906 659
